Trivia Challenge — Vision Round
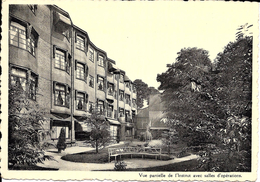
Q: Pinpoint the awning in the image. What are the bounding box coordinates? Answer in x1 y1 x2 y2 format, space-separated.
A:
106 98 114 104
124 75 131 82
54 12 71 25
75 121 91 132
108 62 120 73
53 12 71 32
107 119 121 125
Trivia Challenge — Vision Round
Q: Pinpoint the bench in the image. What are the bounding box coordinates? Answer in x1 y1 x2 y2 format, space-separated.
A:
108 147 162 162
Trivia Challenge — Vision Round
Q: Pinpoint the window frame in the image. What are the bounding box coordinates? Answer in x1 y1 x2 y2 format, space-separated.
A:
89 101 94 113
53 46 71 74
119 90 124 101
9 20 38 56
89 47 94 62
107 82 114 96
125 94 131 105
97 75 105 91
98 55 104 67
75 91 88 111
119 108 124 117
89 75 94 88
10 65 38 101
75 61 86 81
76 35 85 51
54 82 70 108
120 74 124 83
97 100 105 115
107 104 113 118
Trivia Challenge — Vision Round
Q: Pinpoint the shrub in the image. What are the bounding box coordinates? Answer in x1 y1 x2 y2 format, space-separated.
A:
57 128 67 153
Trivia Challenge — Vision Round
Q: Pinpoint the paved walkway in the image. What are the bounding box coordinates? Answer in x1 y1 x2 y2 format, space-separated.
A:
37 144 198 171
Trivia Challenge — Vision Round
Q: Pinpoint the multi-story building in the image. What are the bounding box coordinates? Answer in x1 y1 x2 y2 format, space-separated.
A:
8 5 137 143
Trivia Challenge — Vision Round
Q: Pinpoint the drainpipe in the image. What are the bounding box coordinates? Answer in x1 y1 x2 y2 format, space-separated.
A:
70 26 75 142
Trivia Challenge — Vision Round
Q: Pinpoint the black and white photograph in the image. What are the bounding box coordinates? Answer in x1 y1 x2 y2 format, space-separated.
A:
1 1 259 181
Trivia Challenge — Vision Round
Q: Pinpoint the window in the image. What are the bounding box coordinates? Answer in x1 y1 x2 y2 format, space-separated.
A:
29 74 37 100
125 110 130 117
107 105 113 118
10 67 38 100
89 75 94 88
125 82 130 88
97 100 105 115
114 110 117 119
132 110 136 118
89 48 94 62
97 76 104 91
120 74 124 83
98 55 104 67
54 83 70 107
76 62 85 80
76 91 87 110
10 67 27 91
119 90 124 101
119 108 124 117
76 35 84 51
28 5 37 13
125 94 130 105
133 85 136 93
89 102 94 113
132 99 136 108
10 21 37 56
54 49 70 74
107 82 114 96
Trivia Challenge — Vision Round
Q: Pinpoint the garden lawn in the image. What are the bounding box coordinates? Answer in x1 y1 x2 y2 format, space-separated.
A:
61 144 125 163
61 144 171 163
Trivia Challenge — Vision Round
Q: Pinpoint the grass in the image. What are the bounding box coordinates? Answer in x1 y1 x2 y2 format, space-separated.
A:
61 144 125 163
61 143 172 163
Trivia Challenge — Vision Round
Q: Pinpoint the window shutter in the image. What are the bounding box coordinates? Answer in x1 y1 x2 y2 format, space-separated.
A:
53 45 56 58
53 81 57 93
75 60 78 70
85 65 88 76
75 32 77 43
85 93 88 103
68 53 72 66
84 36 88 53
50 118 53 130
75 90 78 100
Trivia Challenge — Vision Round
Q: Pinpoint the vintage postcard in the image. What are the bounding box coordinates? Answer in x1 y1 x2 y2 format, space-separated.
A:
1 0 259 181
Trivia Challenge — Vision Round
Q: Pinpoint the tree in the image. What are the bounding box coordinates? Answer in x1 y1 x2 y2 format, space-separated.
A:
157 47 214 145
157 34 252 171
133 79 150 109
8 83 52 168
133 80 160 108
57 128 67 153
84 109 111 153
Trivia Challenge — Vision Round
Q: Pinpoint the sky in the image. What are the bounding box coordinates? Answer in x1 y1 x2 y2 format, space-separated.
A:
57 2 257 89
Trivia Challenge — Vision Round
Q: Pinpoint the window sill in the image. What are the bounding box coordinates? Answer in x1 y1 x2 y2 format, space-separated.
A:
54 104 70 109
76 77 86 82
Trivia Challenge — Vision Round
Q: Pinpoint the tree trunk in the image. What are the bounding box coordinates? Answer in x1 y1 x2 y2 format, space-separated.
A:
96 140 98 153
